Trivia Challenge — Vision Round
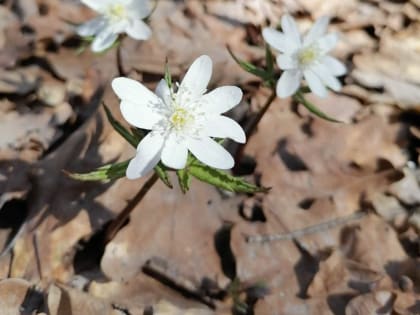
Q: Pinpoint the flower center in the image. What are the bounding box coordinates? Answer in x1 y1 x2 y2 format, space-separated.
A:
169 107 194 131
297 45 320 66
106 3 127 22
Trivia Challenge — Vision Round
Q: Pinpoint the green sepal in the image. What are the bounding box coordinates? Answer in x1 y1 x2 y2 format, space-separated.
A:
293 91 342 123
65 160 129 182
227 46 272 81
176 168 191 194
155 163 173 188
188 160 269 194
103 104 172 188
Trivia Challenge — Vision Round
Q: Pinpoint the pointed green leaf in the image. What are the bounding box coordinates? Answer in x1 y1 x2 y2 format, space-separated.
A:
265 45 274 75
294 92 342 123
103 103 139 147
176 168 191 193
264 45 276 88
164 60 173 90
155 163 173 188
227 46 271 81
66 160 129 182
103 104 172 188
188 161 269 193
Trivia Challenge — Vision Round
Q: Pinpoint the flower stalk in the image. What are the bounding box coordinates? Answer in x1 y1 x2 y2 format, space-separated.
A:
234 89 276 166
104 172 159 244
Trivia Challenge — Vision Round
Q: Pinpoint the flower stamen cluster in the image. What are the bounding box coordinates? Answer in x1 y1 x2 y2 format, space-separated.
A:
297 44 320 67
106 4 127 23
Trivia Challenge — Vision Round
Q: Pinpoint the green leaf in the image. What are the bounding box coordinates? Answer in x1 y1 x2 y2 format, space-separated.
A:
103 104 173 188
103 103 139 147
164 59 173 90
155 163 173 188
176 168 191 193
294 92 342 123
65 160 129 182
188 161 269 193
227 46 271 81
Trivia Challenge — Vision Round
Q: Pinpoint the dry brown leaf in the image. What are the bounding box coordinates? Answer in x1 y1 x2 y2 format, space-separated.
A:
89 273 211 314
352 25 420 109
345 291 393 315
340 215 409 278
101 178 241 290
47 284 117 315
0 278 32 315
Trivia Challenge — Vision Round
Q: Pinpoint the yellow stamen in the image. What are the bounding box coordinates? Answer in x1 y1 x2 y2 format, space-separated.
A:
107 4 127 21
170 108 192 131
298 46 319 66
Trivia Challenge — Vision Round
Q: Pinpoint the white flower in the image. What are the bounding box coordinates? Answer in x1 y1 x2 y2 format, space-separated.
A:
77 0 152 52
112 55 246 179
263 15 347 98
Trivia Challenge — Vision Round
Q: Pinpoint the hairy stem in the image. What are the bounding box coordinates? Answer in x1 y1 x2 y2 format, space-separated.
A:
105 173 159 244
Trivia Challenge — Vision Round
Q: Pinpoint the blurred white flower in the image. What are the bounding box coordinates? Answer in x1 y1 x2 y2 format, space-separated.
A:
77 0 152 52
112 55 246 179
263 15 346 98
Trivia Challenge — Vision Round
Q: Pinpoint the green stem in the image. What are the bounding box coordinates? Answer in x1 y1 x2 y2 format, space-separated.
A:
234 89 276 167
104 173 159 244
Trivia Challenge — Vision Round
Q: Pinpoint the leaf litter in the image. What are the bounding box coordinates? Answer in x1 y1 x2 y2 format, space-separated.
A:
0 0 419 314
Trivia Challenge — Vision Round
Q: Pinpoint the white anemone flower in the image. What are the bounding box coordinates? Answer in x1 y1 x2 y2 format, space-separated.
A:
263 15 347 98
112 55 246 179
77 0 152 53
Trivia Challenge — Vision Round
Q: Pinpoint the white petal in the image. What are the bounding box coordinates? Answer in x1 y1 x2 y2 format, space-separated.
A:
126 133 164 179
80 0 107 11
201 86 242 114
155 79 171 105
322 56 346 76
205 115 246 143
112 77 160 105
125 19 151 40
276 70 302 98
120 100 163 130
317 33 339 53
161 134 188 169
281 15 301 47
276 54 298 70
128 0 151 19
179 55 212 99
262 28 291 53
311 64 342 91
187 137 234 169
76 17 106 37
91 28 118 52
303 16 330 45
303 70 327 97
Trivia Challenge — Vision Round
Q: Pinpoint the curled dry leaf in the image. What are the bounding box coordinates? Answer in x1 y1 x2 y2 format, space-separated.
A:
345 291 393 315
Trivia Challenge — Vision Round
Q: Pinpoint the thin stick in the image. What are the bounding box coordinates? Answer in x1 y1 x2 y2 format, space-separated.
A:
234 90 276 166
33 232 43 280
104 173 159 244
246 211 366 243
